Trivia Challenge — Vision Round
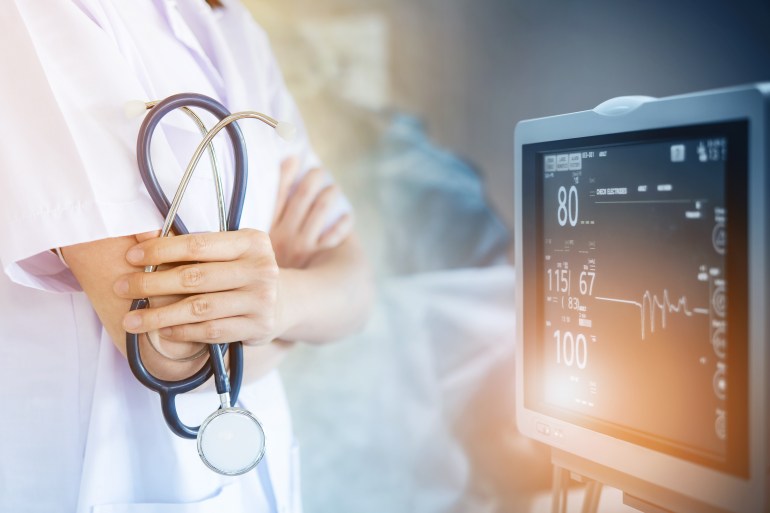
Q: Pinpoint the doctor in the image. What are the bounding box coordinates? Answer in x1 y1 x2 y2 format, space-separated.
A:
0 0 371 512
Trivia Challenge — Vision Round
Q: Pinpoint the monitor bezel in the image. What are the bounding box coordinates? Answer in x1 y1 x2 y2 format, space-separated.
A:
514 84 769 513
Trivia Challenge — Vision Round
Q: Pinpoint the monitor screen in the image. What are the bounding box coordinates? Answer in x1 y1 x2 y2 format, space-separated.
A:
521 121 749 477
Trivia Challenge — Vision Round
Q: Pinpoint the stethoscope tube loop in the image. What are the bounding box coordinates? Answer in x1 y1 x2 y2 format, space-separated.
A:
135 92 248 236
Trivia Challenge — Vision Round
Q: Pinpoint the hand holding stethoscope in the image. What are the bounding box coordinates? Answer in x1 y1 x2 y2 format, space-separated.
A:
121 93 295 475
120 92 354 476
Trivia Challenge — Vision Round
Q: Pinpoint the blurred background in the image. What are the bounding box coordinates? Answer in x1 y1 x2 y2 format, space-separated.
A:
240 0 770 511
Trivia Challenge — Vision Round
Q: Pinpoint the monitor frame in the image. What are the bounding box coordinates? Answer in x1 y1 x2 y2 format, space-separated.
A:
514 84 769 513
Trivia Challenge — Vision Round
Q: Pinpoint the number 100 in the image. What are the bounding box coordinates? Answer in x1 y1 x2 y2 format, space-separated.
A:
554 330 587 369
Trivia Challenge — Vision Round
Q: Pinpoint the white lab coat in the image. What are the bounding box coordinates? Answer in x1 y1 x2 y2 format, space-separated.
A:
0 0 346 511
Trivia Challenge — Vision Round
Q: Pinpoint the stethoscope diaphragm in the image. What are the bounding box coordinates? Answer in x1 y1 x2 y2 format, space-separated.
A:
197 407 266 476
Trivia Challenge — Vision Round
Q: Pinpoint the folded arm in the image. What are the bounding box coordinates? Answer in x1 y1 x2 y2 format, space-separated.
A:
63 230 371 383
63 160 372 384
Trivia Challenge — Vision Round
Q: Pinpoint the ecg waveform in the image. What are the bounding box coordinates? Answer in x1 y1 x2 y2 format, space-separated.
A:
595 290 709 340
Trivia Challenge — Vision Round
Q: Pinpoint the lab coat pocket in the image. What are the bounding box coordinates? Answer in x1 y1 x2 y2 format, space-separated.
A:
91 481 264 513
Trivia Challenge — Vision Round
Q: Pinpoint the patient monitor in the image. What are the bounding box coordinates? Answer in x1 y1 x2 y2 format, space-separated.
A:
514 84 769 513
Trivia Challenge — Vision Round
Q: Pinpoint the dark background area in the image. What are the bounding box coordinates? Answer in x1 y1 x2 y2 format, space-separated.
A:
385 0 770 226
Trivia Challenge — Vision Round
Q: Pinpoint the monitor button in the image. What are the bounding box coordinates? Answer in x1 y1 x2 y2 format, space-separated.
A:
593 95 656 116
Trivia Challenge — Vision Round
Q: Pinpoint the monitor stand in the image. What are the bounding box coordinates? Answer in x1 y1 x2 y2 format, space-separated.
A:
549 449 730 513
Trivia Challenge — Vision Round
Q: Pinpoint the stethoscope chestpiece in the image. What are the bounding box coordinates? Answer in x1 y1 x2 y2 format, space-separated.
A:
197 406 266 476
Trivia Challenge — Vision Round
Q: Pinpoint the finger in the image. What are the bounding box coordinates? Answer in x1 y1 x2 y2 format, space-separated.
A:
279 167 327 234
122 291 256 334
135 230 161 243
318 214 354 250
115 258 276 298
298 184 341 244
156 316 271 345
272 156 300 227
125 229 271 266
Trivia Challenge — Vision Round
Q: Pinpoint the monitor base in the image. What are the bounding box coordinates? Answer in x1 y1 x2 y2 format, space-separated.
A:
550 449 730 513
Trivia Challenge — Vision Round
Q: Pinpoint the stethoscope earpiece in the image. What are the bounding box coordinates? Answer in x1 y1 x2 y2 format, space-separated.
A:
275 121 297 141
123 99 151 119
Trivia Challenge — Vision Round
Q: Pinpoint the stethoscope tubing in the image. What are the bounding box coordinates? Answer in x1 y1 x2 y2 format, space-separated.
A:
126 93 247 440
136 92 248 235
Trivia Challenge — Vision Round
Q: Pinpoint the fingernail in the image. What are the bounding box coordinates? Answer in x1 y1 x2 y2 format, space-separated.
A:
126 247 144 264
124 313 142 331
159 327 173 337
114 279 129 295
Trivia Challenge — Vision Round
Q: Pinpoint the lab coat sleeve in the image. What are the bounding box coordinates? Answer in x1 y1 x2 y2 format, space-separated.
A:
0 1 167 292
231 4 353 227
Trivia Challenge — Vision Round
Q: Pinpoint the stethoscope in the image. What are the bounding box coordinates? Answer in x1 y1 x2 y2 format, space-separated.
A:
124 92 295 476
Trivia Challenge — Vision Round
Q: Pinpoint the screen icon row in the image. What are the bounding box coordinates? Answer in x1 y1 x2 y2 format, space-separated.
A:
545 153 582 172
